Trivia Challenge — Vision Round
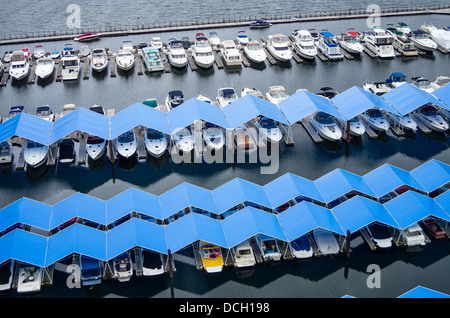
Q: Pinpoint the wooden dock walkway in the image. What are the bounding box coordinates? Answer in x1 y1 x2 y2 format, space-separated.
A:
160 52 171 73
77 133 87 165
134 52 144 75
0 65 10 86
363 47 377 58
109 56 116 77
185 50 198 71
134 128 148 160
27 61 37 84
307 233 321 257
83 58 90 79
290 48 304 63
240 51 250 67
410 114 432 134
359 228 377 251
212 50 224 69
316 49 328 62
248 237 264 264
359 115 379 138
337 43 355 60
55 60 62 82
301 119 323 143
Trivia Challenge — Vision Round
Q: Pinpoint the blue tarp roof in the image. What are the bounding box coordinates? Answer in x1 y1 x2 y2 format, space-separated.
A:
222 94 288 128
278 90 344 124
432 82 450 110
0 198 52 232
331 196 400 233
314 168 376 203
0 230 48 266
321 31 335 37
167 98 230 131
410 159 450 193
331 86 399 120
398 286 450 298
435 190 450 214
0 112 52 145
384 191 450 229
363 163 425 198
212 178 272 214
110 102 171 139
222 207 287 247
49 107 110 144
382 83 447 116
278 201 344 241
263 173 325 207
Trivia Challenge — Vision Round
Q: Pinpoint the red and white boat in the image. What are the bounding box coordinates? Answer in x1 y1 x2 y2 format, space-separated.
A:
74 33 100 42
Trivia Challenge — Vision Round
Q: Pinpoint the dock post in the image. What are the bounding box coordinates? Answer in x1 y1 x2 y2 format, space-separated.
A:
346 120 351 143
345 230 351 258
167 249 174 279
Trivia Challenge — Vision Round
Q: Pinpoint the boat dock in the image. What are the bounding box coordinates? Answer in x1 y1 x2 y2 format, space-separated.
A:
0 64 10 87
83 57 90 79
301 118 323 143
260 38 278 65
337 43 355 60
359 116 379 138
185 50 198 71
212 50 224 69
410 114 433 134
27 61 37 84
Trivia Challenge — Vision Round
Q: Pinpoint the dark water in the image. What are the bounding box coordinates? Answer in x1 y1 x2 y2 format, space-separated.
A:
0 11 449 299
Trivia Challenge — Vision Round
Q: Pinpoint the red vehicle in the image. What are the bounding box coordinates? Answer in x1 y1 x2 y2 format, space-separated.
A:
421 218 446 239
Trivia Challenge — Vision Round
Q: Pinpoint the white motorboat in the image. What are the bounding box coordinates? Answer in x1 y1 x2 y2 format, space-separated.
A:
24 140 48 168
255 116 282 143
35 105 55 122
86 105 107 161
386 72 408 88
115 130 137 159
9 51 29 81
151 37 163 50
0 260 14 293
236 30 249 46
51 50 61 59
366 223 393 248
165 90 184 110
243 40 267 63
309 111 342 141
195 93 213 104
266 34 292 62
395 22 411 34
313 229 340 256
91 48 108 72
315 31 344 60
0 141 13 165
385 112 417 131
290 235 313 259
401 223 426 247
430 28 450 51
234 124 257 153
141 249 165 276
430 76 450 90
114 252 133 282
33 45 45 60
364 27 396 58
220 40 242 68
339 29 364 54
191 33 214 69
412 77 434 93
172 127 194 154
116 48 135 71
203 122 225 150
363 81 392 96
8 105 25 119
265 85 289 104
362 108 390 132
208 31 221 47
167 39 187 68
144 128 167 158
60 46 80 81
122 40 135 53
233 241 256 268
35 57 55 79
291 29 317 59
216 87 238 108
414 104 449 132
316 87 339 99
390 31 418 57
80 256 102 286
199 241 224 274
418 21 436 34
241 87 264 99
409 30 437 52
257 234 281 262
79 46 90 58
336 116 366 137
17 265 42 294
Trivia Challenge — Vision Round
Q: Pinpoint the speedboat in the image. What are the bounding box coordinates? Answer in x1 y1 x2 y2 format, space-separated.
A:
33 45 45 60
144 128 167 158
142 46 164 72
362 108 390 132
8 105 25 119
74 32 100 42
203 122 225 150
236 30 249 45
418 21 436 34
113 252 133 282
167 39 187 68
385 112 417 131
181 36 191 49
409 30 437 52
266 33 292 62
430 28 450 51
421 217 446 239
116 48 135 71
232 241 256 268
0 260 14 293
79 46 90 58
309 111 342 141
250 20 272 28
143 98 160 110
265 85 289 104
390 31 418 57
241 87 264 99
0 141 13 165
60 46 80 81
24 140 48 168
86 105 107 161
35 105 55 122
151 37 163 50
165 90 184 110
336 116 366 137
58 138 76 164
122 40 135 53
313 229 340 256
80 256 102 286
220 40 242 68
412 77 434 93
208 31 221 47
243 40 267 63
366 223 393 248
316 87 339 99
291 29 317 59
257 234 281 262
430 76 450 90
115 130 137 159
191 34 214 68
172 127 194 154
339 29 364 54
195 93 213 103
35 57 55 79
363 81 392 95
364 27 396 58
395 22 411 34
290 235 313 259
61 104 77 117
51 51 61 59
17 265 42 294
255 116 282 143
141 249 165 276
401 223 426 247
414 104 449 132
386 72 407 88
9 51 29 81
199 241 223 274
216 87 238 108
2 51 13 63
315 31 344 60
234 124 257 153
309 28 319 41
91 48 108 72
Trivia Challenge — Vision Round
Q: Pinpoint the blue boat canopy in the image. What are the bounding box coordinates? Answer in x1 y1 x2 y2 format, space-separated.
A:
398 286 450 298
0 198 52 232
410 159 450 193
320 31 335 37
0 230 48 266
435 190 450 215
432 82 450 110
0 112 52 145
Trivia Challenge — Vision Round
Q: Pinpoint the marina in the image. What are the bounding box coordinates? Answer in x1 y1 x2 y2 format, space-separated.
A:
0 4 449 299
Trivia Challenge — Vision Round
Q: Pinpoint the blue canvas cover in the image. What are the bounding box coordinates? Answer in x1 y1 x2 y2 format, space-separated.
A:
398 286 450 298
410 159 450 193
432 82 450 110
0 230 48 267
0 198 52 232
0 112 52 145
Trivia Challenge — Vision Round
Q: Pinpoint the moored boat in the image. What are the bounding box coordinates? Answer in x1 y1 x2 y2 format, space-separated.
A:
91 48 108 72
74 32 100 42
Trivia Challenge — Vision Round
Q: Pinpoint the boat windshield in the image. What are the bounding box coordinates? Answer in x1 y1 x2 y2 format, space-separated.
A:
38 59 52 66
247 43 262 50
367 109 382 118
349 117 360 123
238 249 251 256
147 129 164 139
420 106 437 116
260 118 277 129
87 136 104 144
315 112 334 124
270 91 288 99
118 131 134 143
26 141 44 148
273 36 287 43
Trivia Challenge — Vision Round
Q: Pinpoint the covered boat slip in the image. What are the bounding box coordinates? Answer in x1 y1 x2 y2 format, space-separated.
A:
0 159 449 270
